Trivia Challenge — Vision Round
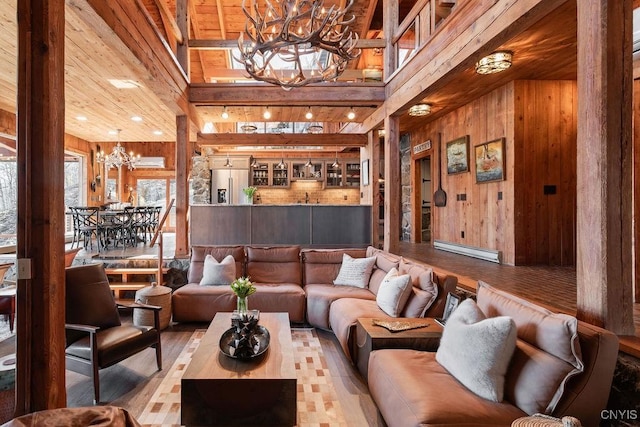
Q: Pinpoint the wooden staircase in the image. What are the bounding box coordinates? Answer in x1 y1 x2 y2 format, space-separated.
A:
105 267 170 300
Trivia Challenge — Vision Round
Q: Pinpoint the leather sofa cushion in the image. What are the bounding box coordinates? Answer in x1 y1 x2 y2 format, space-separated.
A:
189 246 245 283
366 247 401 295
399 258 438 317
248 284 306 323
368 349 526 427
476 281 583 415
247 246 301 285
172 284 236 322
305 284 375 330
301 248 367 286
329 298 388 362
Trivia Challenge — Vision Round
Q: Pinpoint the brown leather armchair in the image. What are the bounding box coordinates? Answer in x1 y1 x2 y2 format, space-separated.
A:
65 263 162 404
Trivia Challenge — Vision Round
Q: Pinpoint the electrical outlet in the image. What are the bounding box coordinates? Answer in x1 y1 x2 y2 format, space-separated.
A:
461 231 465 238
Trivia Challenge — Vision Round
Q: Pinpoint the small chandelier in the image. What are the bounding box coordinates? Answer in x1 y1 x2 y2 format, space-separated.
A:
236 0 361 90
96 129 139 170
475 51 513 75
408 104 431 117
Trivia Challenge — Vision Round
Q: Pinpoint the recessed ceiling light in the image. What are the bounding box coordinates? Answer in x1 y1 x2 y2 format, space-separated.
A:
76 115 87 121
153 130 163 135
108 79 141 89
131 116 143 122
108 130 118 135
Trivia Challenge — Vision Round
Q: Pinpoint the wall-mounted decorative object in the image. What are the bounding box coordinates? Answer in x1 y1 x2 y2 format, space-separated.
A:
475 138 505 183
362 159 370 186
446 135 470 174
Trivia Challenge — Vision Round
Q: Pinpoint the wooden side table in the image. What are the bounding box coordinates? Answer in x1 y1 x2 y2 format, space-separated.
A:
355 317 443 381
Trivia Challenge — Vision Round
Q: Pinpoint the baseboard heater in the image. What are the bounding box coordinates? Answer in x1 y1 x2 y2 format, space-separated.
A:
433 240 501 264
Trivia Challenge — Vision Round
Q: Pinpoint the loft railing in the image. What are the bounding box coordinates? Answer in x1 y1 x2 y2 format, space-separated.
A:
390 0 458 75
150 198 175 285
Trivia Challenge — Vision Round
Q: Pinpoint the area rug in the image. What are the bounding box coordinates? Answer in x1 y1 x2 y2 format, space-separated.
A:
137 328 347 427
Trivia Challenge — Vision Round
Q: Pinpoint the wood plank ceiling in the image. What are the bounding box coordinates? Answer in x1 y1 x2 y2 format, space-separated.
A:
0 0 579 147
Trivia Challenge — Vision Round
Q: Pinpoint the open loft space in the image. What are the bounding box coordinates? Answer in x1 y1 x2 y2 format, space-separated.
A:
0 0 639 425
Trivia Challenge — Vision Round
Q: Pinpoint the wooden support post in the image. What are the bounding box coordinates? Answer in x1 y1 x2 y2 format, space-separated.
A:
576 0 634 333
383 0 398 79
16 0 67 413
383 116 400 254
370 131 381 249
175 115 190 257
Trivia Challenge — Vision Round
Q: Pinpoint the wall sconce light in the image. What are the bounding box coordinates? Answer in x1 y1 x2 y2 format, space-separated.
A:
221 106 229 119
475 51 513 75
263 107 271 120
408 104 431 117
305 107 313 120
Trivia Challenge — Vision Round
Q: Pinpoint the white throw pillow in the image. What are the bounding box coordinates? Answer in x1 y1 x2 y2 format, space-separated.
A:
376 268 413 317
333 254 376 288
199 254 236 286
435 298 517 402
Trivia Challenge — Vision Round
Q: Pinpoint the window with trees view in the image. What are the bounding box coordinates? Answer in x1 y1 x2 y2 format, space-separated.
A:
0 154 82 247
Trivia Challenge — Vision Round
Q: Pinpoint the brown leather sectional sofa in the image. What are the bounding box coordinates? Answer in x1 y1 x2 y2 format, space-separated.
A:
171 245 457 360
171 245 619 426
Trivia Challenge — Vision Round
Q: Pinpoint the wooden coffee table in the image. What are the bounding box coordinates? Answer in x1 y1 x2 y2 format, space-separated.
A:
355 317 443 381
181 312 297 426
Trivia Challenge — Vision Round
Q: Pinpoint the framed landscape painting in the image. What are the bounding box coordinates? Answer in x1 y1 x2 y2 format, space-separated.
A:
446 136 469 174
475 138 505 183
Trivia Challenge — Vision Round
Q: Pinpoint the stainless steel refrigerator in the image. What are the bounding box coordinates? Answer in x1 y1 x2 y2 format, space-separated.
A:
211 167 250 205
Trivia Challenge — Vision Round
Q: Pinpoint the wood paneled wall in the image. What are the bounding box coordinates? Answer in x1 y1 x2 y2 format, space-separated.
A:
410 80 577 266
513 80 577 266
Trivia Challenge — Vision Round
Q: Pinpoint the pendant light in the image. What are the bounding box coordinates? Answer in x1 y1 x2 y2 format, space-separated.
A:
224 153 232 167
332 150 340 168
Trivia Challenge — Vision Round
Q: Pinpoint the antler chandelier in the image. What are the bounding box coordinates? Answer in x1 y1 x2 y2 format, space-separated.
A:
96 129 140 170
236 0 361 90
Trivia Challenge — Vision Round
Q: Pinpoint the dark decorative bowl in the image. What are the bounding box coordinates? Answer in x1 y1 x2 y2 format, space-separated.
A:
219 325 270 360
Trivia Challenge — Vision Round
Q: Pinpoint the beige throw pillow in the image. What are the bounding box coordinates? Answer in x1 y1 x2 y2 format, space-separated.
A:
376 268 413 317
199 254 236 286
333 254 376 288
436 298 517 402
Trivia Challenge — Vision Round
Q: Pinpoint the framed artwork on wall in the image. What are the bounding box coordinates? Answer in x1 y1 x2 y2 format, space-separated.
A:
475 137 505 183
446 135 470 174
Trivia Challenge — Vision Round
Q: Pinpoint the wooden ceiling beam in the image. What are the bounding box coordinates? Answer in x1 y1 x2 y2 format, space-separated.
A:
197 133 367 147
152 0 184 44
188 38 386 50
190 83 384 106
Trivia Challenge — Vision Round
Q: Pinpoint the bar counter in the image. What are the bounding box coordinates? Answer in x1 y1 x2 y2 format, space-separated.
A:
190 204 372 247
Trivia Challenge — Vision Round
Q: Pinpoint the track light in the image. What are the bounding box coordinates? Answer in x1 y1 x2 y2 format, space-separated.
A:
263 107 271 120
305 107 313 120
221 106 229 119
347 107 355 120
